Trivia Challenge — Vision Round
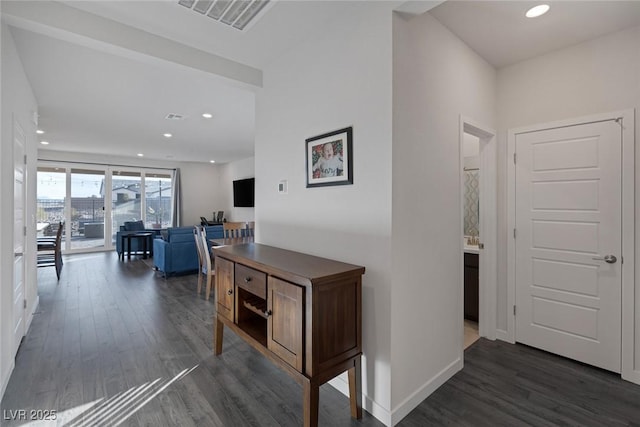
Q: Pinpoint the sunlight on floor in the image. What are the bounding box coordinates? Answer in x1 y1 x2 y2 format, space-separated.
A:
17 365 198 427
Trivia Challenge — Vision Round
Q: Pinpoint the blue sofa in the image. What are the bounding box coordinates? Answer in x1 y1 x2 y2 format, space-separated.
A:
153 225 224 276
115 221 161 259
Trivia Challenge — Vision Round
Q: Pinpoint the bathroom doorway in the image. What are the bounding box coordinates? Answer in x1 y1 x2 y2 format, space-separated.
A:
459 117 497 350
463 131 480 348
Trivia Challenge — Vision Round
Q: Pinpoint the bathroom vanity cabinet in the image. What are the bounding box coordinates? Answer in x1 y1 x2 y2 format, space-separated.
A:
213 243 365 427
464 252 479 321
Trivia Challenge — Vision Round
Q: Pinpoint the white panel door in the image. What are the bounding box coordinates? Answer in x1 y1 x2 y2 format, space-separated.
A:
13 120 26 356
515 120 621 373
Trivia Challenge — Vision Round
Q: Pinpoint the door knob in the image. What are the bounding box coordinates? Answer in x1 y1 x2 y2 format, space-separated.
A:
592 254 617 264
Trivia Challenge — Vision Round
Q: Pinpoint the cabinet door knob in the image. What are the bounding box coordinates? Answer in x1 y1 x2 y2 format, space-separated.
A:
264 310 272 317
227 289 233 295
244 277 252 283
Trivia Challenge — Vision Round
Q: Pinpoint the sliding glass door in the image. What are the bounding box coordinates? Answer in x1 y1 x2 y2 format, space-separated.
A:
36 167 67 243
145 173 172 229
111 170 142 244
37 162 175 254
70 168 106 250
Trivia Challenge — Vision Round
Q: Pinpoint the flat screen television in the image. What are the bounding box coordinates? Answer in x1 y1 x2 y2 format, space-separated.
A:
233 177 255 207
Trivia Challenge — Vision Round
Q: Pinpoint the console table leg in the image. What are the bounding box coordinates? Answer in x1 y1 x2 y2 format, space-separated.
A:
348 357 362 419
303 379 319 427
213 317 224 355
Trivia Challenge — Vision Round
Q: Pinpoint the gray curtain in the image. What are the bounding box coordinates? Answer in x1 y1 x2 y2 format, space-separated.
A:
171 168 182 227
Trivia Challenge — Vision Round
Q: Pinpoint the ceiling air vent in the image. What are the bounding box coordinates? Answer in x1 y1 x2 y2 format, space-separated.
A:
178 0 271 31
165 113 185 120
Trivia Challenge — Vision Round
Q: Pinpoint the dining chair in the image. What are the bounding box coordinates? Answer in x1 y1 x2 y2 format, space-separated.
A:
37 221 64 280
194 226 214 300
246 221 255 237
223 221 246 239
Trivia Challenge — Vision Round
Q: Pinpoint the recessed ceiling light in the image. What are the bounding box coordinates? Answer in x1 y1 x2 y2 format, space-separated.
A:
202 113 213 119
137 153 144 157
40 141 50 145
210 160 216 163
163 133 173 138
36 129 44 134
526 4 550 18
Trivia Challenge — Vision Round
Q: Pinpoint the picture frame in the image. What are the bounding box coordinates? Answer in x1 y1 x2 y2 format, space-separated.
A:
306 126 353 188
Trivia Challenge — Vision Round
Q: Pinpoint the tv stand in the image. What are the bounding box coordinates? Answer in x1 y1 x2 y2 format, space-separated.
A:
213 243 365 427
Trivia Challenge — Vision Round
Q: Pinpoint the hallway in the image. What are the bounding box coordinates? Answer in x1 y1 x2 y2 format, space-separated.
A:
1 252 374 426
2 252 640 426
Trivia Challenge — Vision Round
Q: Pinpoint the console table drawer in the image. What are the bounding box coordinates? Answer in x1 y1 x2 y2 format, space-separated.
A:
235 263 266 299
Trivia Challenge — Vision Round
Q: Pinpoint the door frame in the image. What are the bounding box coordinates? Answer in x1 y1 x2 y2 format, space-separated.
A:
12 117 26 356
459 116 497 341
506 109 637 383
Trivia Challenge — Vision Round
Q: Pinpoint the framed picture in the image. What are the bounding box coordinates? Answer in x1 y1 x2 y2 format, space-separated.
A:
306 126 353 188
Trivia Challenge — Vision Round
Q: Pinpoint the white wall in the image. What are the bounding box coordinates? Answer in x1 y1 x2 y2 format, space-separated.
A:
391 11 496 422
1 22 39 397
255 1 397 422
179 161 226 226
37 150 226 227
495 26 640 369
219 156 255 222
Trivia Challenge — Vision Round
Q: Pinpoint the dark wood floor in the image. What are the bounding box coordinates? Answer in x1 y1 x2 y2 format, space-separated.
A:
2 252 640 426
400 340 640 427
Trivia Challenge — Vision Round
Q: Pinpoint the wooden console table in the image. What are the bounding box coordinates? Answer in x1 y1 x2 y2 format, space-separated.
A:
212 243 365 427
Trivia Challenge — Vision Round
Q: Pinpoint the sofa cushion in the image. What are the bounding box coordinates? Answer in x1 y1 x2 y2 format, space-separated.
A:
124 220 145 231
165 226 196 241
153 224 224 276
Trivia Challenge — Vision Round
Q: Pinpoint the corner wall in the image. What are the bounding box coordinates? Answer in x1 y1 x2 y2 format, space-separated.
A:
255 1 397 422
496 24 640 374
1 22 39 397
391 11 496 422
179 161 227 226
219 157 255 222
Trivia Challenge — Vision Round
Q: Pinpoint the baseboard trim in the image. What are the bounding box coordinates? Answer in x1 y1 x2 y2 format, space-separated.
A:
328 376 392 426
2 296 40 401
622 368 640 386
390 357 463 425
25 295 39 333
496 329 512 343
0 359 15 401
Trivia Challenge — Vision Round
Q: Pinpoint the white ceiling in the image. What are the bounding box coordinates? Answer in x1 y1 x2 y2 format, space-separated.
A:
429 1 640 68
11 26 256 164
5 1 640 164
5 0 350 164
61 0 352 70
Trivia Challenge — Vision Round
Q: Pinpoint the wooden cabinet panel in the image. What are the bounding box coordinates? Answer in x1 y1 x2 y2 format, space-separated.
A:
268 276 304 371
215 257 234 321
315 280 359 371
464 253 479 322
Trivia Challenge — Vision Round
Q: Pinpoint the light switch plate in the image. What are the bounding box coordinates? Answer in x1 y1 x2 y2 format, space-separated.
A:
278 180 288 194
